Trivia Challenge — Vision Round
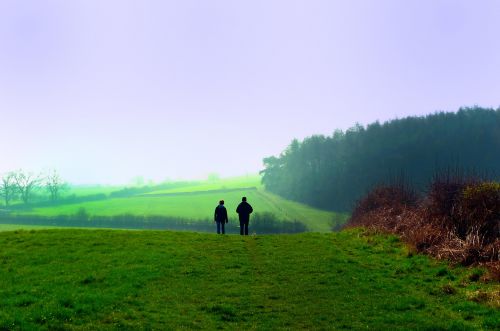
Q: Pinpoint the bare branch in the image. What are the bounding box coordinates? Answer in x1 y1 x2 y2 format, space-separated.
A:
13 170 42 204
45 169 67 201
0 172 17 207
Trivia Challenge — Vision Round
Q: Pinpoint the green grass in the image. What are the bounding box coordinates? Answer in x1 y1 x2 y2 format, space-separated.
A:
144 175 263 194
18 176 343 232
0 224 121 232
62 175 261 198
0 224 63 232
0 228 497 330
65 186 123 197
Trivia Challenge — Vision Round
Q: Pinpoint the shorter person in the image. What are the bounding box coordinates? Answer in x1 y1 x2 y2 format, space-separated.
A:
236 196 253 235
214 200 228 234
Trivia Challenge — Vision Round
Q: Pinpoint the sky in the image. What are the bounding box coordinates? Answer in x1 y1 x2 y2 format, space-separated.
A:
0 0 499 184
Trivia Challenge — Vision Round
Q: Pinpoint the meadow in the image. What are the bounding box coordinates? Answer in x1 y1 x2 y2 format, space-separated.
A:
0 224 64 232
0 228 497 330
10 176 345 232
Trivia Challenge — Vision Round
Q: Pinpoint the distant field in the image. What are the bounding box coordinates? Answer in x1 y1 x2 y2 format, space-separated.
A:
63 175 262 197
65 186 123 197
14 176 344 232
0 228 497 329
0 224 63 232
0 224 122 232
144 175 263 194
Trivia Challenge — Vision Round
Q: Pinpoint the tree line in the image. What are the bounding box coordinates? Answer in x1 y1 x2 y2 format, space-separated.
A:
0 169 66 207
260 107 500 211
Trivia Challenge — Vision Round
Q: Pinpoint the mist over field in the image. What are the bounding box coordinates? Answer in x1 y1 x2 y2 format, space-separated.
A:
1 0 499 184
0 1 499 329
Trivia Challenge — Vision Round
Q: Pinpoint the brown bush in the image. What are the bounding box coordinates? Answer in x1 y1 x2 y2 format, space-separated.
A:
425 176 469 222
350 184 419 226
457 182 500 243
347 179 500 279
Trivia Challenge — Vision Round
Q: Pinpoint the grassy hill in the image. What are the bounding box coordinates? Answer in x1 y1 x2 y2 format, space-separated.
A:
12 176 344 232
0 228 497 329
143 175 264 194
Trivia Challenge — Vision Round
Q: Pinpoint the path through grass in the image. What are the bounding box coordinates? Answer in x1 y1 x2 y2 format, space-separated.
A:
0 228 497 329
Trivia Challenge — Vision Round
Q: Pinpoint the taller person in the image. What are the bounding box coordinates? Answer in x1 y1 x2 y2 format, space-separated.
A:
236 196 253 235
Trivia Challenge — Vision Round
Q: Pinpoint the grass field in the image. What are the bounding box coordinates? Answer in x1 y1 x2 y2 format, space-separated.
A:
15 176 344 232
0 228 497 330
0 224 64 232
65 186 123 197
144 175 264 194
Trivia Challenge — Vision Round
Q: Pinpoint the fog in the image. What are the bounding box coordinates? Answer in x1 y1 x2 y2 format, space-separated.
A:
1 0 499 184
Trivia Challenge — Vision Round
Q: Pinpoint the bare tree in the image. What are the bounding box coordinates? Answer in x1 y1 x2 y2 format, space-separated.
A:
45 169 67 201
13 170 41 204
0 172 17 207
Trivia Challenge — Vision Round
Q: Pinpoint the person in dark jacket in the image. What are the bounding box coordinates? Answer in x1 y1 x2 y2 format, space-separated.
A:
236 196 253 235
214 200 228 234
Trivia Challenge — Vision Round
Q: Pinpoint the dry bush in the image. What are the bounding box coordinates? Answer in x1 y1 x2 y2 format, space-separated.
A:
483 258 500 282
467 288 500 308
349 184 419 227
347 178 500 279
424 176 469 222
457 182 500 243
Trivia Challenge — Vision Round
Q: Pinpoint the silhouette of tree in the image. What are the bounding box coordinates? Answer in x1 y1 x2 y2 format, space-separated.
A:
0 172 17 207
45 169 67 201
13 170 42 204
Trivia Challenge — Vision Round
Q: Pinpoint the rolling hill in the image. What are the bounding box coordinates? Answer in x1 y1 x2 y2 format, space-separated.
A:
11 176 345 232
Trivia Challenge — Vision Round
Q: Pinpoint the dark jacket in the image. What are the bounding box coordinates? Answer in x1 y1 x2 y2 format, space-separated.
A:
236 201 253 222
214 205 228 223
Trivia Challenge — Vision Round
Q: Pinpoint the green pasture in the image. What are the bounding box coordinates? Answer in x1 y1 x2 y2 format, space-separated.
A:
144 175 262 194
0 228 497 329
62 175 261 198
15 176 344 231
65 186 122 197
0 224 63 232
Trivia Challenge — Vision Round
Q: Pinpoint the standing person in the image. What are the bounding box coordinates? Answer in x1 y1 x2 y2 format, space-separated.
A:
236 197 253 235
214 200 228 234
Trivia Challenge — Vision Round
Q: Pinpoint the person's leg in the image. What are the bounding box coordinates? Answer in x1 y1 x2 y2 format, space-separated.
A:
239 221 244 235
216 221 221 234
221 222 225 234
244 221 249 235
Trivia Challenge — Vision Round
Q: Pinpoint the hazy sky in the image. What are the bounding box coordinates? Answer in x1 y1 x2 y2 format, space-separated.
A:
0 0 499 184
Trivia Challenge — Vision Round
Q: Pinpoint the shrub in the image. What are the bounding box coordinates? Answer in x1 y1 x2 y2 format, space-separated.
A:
352 184 419 217
347 178 500 279
424 176 468 223
458 182 500 243
349 184 419 229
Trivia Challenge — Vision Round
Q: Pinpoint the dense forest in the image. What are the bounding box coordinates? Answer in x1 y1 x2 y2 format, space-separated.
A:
260 107 500 211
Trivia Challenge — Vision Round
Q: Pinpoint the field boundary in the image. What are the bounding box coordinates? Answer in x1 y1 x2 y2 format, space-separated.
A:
141 187 258 197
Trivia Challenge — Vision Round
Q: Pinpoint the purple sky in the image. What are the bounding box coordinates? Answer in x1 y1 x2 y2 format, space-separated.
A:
0 0 499 184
